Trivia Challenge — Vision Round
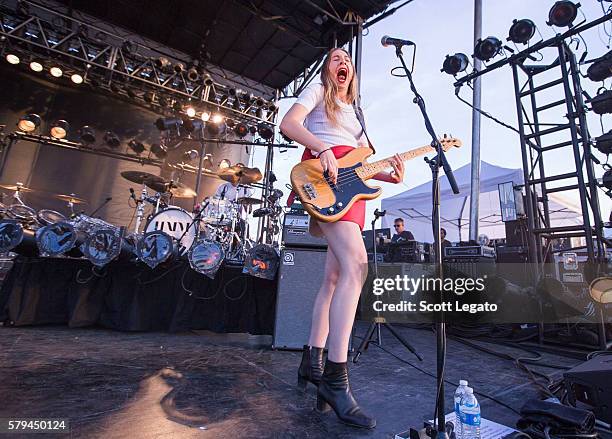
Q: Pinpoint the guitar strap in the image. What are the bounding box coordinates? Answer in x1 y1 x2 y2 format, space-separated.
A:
352 103 376 154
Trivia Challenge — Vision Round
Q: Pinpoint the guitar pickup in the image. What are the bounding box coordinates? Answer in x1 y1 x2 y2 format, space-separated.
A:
303 183 317 200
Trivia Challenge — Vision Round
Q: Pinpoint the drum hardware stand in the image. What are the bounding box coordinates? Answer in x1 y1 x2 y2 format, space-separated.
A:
353 208 423 364
391 42 459 439
132 185 148 233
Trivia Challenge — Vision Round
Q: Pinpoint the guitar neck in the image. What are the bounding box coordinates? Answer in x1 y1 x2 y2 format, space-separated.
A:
356 144 436 180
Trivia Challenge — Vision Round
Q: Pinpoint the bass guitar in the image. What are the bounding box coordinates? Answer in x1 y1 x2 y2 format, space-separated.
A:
290 136 462 223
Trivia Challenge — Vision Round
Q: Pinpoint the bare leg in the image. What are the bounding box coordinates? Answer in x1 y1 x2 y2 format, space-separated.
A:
308 247 340 348
318 221 368 363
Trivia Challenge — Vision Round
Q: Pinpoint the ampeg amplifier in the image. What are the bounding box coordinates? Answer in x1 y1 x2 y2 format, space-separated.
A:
564 355 612 425
282 209 327 249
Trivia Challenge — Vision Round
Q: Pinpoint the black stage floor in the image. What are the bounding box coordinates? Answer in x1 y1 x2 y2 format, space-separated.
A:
0 323 599 439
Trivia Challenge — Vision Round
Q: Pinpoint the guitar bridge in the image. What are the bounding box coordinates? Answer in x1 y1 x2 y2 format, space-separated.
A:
303 183 317 200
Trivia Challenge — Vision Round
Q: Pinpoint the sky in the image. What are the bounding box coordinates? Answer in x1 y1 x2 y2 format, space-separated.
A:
249 0 612 235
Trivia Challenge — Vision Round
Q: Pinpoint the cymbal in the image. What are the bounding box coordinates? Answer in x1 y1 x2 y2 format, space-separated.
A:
54 193 88 204
217 166 263 185
0 183 35 192
237 197 262 206
120 171 165 187
146 180 196 198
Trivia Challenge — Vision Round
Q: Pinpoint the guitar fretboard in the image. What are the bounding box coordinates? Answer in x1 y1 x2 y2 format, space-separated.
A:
356 144 436 180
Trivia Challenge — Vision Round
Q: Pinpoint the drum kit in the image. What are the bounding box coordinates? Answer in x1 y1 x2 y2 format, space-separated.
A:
0 160 282 275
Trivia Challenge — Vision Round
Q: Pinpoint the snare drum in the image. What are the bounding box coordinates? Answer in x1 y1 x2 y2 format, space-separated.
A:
145 206 196 252
37 209 67 226
202 197 236 226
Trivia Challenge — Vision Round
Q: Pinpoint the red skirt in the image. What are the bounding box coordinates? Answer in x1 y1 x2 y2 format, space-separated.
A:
287 145 366 230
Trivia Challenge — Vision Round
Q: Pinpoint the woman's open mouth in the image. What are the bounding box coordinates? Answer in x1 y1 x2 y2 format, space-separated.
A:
336 66 348 84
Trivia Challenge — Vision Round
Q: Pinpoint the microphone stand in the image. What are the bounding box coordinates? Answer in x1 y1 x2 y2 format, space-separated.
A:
353 209 423 363
392 43 459 439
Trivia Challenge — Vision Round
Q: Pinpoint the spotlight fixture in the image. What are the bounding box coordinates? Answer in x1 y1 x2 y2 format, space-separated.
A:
473 37 503 61
203 74 214 86
128 139 145 154
17 114 41 132
212 113 223 124
183 149 199 161
255 96 265 107
49 66 63 77
257 123 274 141
79 126 96 144
267 102 278 113
187 67 199 82
70 73 83 84
225 118 236 129
218 158 231 169
6 54 20 64
248 125 257 135
234 122 249 138
547 1 580 27
29 61 43 72
589 90 612 115
154 56 171 70
201 111 211 122
507 19 536 45
205 121 226 136
603 169 612 191
150 143 167 159
586 50 612 82
50 120 69 139
188 239 224 278
186 106 196 118
441 53 469 75
174 62 185 73
182 118 203 133
155 117 183 131
103 131 120 149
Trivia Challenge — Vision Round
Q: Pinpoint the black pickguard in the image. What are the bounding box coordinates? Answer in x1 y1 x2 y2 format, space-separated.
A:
315 163 378 219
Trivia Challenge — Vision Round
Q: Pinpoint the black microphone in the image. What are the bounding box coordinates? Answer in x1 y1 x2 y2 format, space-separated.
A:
374 208 386 218
220 185 227 200
381 35 415 48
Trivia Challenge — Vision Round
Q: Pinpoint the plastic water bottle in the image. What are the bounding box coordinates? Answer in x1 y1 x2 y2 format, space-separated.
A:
460 387 481 439
454 380 469 438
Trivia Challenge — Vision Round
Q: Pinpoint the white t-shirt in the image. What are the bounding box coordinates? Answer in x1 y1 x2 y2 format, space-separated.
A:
295 82 367 154
214 182 252 201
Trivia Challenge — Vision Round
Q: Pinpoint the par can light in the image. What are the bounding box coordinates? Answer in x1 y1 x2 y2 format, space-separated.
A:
474 37 502 61
507 19 536 45
441 53 469 75
50 120 69 139
6 54 20 64
547 1 580 27
79 126 96 144
29 61 43 72
17 113 41 132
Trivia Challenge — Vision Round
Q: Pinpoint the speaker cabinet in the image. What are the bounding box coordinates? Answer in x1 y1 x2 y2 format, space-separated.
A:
273 247 327 350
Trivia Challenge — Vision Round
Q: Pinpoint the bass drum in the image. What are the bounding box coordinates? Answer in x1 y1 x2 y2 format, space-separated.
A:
145 207 196 253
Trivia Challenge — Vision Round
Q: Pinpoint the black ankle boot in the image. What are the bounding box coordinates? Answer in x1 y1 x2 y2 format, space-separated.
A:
297 345 324 388
316 360 376 429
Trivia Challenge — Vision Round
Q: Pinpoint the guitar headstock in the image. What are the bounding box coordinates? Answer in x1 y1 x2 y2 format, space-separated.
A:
439 134 462 152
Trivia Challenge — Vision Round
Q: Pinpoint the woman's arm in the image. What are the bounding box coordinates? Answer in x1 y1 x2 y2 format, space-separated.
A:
279 104 328 154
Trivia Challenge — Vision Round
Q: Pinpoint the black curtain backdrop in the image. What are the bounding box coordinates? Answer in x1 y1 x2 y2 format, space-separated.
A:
0 257 277 334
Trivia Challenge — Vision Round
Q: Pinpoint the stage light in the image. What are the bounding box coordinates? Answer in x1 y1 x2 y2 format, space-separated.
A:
589 277 612 304
150 143 167 159
6 54 20 64
249 125 257 135
79 126 96 144
234 123 249 138
49 66 63 77
172 101 183 111
155 117 182 131
136 230 175 268
203 74 213 86
174 62 185 73
594 130 612 155
603 169 612 191
547 1 580 27
104 131 120 149
243 244 279 280
82 229 123 267
586 50 612 82
589 90 612 115
187 67 199 82
441 53 469 75
29 61 43 72
255 96 265 107
183 149 198 161
507 19 536 45
50 120 69 139
188 239 224 278
128 139 145 154
17 114 41 132
201 111 211 122
35 222 78 257
219 158 231 169
257 123 274 141
186 106 196 118
225 118 236 129
70 73 83 84
268 102 278 113
154 56 171 70
182 118 203 133
212 113 223 124
474 37 502 61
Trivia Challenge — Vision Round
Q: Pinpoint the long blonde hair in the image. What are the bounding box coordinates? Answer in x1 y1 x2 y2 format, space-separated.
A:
320 48 359 125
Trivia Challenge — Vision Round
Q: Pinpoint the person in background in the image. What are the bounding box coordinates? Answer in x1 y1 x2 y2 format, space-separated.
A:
441 227 451 249
391 218 414 243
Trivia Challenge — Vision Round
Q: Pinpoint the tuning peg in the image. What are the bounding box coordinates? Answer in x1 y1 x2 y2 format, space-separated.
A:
444 133 448 138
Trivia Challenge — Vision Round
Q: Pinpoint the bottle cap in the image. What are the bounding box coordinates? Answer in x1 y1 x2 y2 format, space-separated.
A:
459 380 468 386
465 387 474 393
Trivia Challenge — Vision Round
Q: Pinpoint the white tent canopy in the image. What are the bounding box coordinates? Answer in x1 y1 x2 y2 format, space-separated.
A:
380 161 583 242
